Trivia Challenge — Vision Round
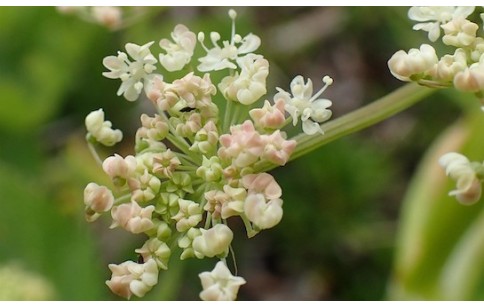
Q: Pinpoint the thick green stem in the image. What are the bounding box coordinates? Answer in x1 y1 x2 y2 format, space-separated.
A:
254 83 435 172
291 83 435 160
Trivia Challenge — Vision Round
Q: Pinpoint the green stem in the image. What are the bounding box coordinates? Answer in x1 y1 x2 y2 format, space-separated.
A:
254 83 435 172
292 83 435 160
439 206 484 300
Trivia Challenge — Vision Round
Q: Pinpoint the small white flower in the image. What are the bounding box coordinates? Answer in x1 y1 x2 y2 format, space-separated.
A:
85 108 123 146
274 75 333 135
218 53 269 105
199 261 246 301
408 6 475 42
197 10 261 72
159 24 197 72
106 259 158 299
439 152 482 205
192 224 233 258
103 42 157 101
388 44 438 82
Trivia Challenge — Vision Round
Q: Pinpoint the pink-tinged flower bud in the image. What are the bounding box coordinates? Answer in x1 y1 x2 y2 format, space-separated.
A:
152 149 181 179
110 201 155 234
192 224 233 258
241 173 282 199
244 193 283 229
249 99 286 130
84 182 114 222
106 259 158 299
261 130 297 166
199 261 246 301
102 154 137 182
218 120 264 168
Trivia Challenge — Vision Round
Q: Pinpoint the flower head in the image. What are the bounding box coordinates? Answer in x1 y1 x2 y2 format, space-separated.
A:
199 261 246 301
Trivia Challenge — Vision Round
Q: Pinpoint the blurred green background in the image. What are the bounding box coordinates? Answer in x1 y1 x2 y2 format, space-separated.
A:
0 6 482 300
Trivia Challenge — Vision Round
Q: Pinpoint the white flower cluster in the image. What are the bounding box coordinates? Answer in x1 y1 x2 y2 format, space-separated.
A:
84 9 335 301
388 6 484 109
439 152 484 205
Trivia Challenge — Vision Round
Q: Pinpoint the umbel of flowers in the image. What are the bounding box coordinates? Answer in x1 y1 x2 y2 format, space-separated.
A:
83 9 333 301
388 6 484 109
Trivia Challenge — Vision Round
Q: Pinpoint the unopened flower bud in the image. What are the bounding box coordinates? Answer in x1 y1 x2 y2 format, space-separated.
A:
85 109 123 146
388 44 438 81
84 182 114 222
192 224 233 258
110 201 155 234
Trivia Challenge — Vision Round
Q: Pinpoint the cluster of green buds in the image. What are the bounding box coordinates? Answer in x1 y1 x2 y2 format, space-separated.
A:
83 9 333 300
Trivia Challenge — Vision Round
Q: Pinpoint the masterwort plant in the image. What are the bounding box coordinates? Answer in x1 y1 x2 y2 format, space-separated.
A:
84 9 333 300
82 6 484 300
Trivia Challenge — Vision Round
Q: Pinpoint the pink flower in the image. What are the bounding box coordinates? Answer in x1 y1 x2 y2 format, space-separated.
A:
249 99 286 130
241 173 282 199
218 120 264 168
110 201 155 234
106 259 158 299
261 130 296 166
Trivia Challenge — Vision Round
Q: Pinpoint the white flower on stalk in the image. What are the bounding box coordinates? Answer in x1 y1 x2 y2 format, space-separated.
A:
218 53 269 105
439 152 482 205
159 24 197 72
85 108 123 146
408 6 475 42
199 261 246 301
103 42 158 101
106 259 158 299
197 9 261 72
274 75 333 135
